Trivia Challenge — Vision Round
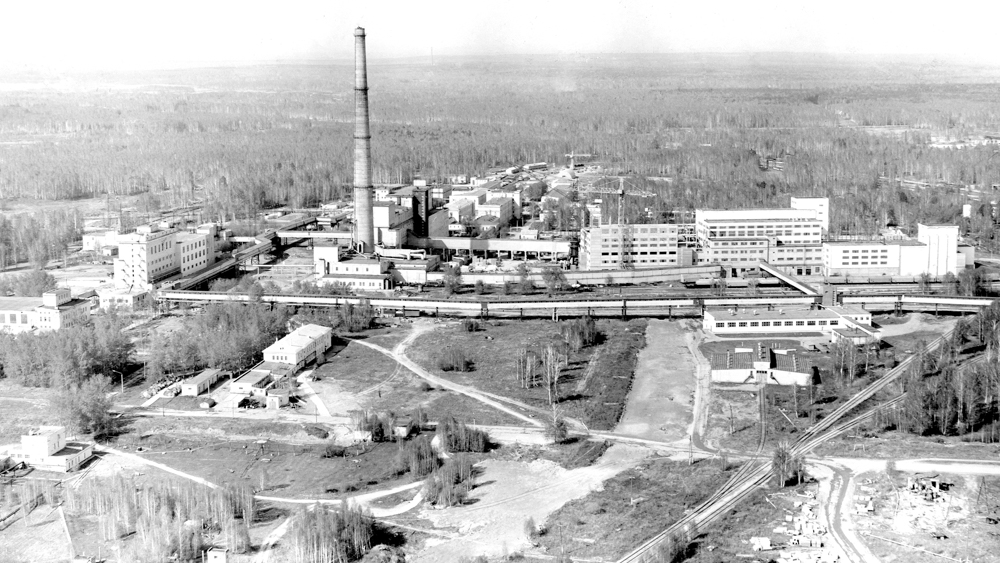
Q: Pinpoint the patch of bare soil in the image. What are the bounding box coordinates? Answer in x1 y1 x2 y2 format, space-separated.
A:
410 443 649 561
854 470 1000 563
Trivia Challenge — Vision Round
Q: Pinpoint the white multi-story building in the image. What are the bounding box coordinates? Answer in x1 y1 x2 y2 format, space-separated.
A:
790 197 830 234
579 223 694 270
115 223 179 289
114 222 217 290
695 199 828 277
0 289 90 334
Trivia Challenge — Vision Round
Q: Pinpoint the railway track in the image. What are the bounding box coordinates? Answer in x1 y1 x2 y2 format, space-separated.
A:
616 329 953 562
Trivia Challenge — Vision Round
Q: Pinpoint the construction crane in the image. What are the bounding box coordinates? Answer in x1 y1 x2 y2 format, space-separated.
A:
573 176 655 269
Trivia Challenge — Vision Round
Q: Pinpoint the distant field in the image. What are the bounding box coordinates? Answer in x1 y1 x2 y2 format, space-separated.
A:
0 383 54 445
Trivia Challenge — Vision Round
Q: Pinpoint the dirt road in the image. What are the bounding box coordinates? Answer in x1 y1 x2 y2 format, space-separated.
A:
615 320 696 443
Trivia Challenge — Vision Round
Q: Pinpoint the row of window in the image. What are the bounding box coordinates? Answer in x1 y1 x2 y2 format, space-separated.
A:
715 319 840 328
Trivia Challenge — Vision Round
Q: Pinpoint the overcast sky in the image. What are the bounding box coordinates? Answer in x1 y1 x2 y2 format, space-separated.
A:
4 1 1000 71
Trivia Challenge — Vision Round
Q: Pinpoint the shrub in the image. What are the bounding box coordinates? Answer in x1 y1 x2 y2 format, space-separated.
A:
304 425 329 440
321 444 347 458
394 435 438 477
474 280 486 295
438 349 471 372
426 454 475 507
462 319 480 332
523 516 537 539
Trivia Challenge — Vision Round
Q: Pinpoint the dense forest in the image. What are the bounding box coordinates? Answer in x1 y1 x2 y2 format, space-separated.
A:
3 55 1000 244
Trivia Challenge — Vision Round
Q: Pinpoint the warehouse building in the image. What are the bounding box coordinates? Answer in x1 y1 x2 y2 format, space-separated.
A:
181 369 227 396
702 306 880 343
262 324 334 371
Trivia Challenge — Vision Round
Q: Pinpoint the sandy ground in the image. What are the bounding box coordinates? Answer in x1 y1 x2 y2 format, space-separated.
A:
615 319 696 443
411 443 650 561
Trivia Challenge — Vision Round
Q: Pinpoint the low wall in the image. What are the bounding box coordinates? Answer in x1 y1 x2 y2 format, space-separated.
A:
426 265 721 287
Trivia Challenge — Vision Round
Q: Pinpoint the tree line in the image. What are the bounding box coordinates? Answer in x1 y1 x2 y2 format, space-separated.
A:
5 59 1000 245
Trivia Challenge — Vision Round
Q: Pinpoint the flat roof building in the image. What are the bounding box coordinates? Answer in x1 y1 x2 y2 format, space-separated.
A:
702 306 879 343
262 323 334 371
0 426 93 472
0 289 90 334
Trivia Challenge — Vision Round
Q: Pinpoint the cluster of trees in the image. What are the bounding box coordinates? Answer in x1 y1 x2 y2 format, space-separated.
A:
145 302 288 378
425 454 475 508
0 313 133 388
0 210 82 270
287 503 375 563
64 476 256 560
0 270 57 296
437 417 490 453
896 312 1000 440
6 59 1000 246
513 316 599 403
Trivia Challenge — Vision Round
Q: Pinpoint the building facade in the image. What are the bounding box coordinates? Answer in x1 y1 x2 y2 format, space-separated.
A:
579 223 692 270
0 289 91 334
263 324 334 371
114 222 218 290
314 245 393 290
695 202 827 277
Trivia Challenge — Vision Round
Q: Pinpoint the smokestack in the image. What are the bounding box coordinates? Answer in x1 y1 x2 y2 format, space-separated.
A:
353 27 375 253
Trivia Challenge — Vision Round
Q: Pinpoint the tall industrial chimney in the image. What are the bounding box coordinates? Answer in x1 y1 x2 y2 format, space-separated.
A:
353 27 375 253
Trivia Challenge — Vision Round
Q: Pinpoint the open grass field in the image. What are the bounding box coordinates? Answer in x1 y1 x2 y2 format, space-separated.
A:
813 431 1000 460
0 383 54 445
406 319 591 410
406 318 647 428
536 457 737 560
119 415 329 444
125 433 416 499
309 339 521 423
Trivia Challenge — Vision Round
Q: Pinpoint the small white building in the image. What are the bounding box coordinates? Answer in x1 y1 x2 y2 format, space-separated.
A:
0 426 93 472
478 198 514 225
98 288 151 311
180 369 227 396
263 324 334 371
314 245 393 290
